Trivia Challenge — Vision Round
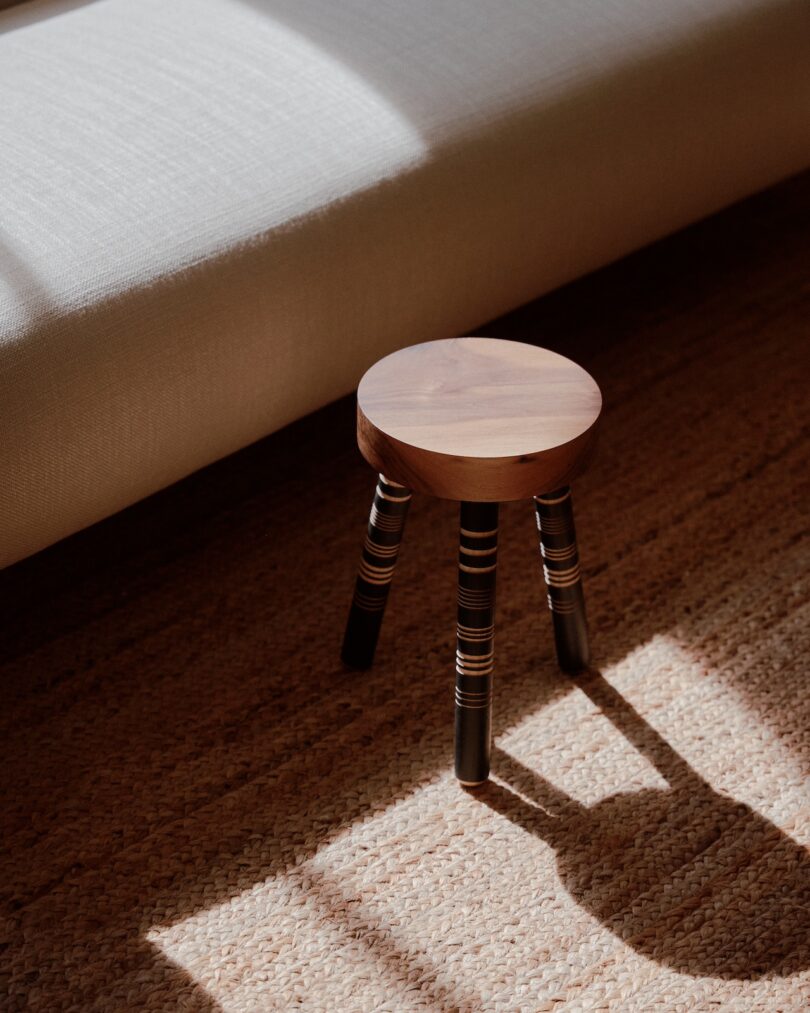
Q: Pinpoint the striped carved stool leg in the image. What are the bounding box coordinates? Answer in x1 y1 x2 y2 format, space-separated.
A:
534 486 590 673
341 475 412 669
455 501 499 786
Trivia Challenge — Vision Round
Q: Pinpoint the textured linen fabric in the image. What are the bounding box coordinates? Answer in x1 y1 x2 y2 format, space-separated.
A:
1 0 809 568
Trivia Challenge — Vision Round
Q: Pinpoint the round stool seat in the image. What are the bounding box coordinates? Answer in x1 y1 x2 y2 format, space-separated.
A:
357 337 602 501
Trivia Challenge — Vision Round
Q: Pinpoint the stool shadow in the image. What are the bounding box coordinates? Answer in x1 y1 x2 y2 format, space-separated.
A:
477 670 810 980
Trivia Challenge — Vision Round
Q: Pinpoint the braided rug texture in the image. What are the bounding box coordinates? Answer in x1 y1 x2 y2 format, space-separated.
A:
1 176 809 1012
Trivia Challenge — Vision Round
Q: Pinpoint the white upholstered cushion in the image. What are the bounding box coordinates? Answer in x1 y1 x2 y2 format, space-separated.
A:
1 0 808 567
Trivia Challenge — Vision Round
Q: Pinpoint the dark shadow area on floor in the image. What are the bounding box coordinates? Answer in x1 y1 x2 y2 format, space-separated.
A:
1 176 808 1008
478 670 810 980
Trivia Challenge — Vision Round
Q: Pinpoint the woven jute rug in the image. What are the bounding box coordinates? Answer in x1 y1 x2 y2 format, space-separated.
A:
2 175 809 1012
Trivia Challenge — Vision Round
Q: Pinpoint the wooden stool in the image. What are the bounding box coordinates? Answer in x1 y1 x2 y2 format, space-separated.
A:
341 337 602 786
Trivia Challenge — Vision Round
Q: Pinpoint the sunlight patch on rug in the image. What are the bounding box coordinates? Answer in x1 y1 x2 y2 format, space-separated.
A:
147 633 809 1010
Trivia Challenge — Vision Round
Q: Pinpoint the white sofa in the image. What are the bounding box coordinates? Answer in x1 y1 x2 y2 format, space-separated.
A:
1 0 808 568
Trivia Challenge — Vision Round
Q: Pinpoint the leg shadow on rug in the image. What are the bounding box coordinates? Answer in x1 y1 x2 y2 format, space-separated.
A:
479 669 810 980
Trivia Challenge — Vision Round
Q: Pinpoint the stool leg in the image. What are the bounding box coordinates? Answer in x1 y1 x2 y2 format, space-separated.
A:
534 486 590 672
455 501 499 785
341 474 412 669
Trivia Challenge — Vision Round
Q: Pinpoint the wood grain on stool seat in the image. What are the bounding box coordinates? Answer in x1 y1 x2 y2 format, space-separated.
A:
357 337 602 501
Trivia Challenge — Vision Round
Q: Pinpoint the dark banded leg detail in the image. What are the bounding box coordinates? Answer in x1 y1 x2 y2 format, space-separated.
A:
534 486 590 673
455 501 499 786
341 475 412 669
